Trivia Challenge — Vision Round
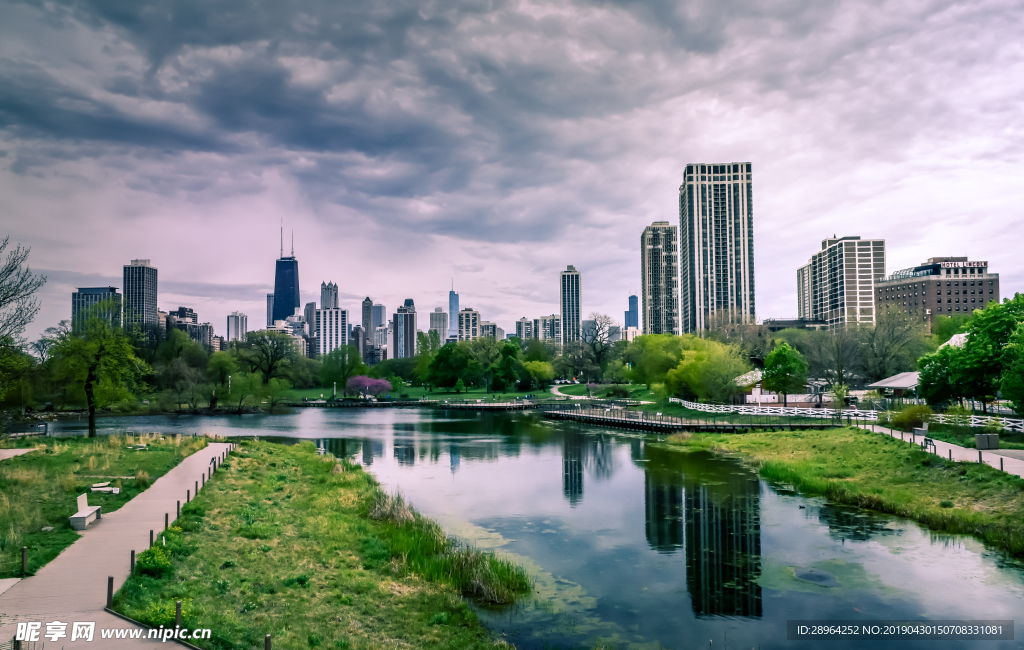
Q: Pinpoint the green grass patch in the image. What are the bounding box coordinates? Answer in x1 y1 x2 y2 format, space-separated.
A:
662 427 1024 556
925 423 1024 450
112 440 529 650
0 433 208 577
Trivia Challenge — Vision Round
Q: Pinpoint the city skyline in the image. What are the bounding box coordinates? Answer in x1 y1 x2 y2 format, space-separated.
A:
7 0 1022 343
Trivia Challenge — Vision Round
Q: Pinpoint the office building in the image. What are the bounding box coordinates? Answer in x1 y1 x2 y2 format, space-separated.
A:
560 265 581 345
317 308 349 356
361 297 373 332
678 162 755 333
211 335 224 352
623 326 640 342
458 308 481 341
374 325 389 349
429 308 448 341
372 304 386 331
266 294 274 328
516 317 533 340
71 287 121 332
167 307 215 349
271 230 300 323
641 221 680 335
798 236 886 329
321 282 339 309
625 294 638 329
536 314 561 342
226 312 247 342
123 259 158 327
481 322 503 339
303 302 317 337
876 257 999 328
351 325 365 359
448 285 459 339
169 306 197 324
392 300 417 359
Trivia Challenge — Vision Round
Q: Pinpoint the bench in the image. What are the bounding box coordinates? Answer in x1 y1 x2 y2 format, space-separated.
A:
70 493 101 530
921 437 937 453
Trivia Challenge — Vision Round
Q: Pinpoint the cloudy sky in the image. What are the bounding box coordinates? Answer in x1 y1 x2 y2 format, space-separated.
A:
3 0 1022 341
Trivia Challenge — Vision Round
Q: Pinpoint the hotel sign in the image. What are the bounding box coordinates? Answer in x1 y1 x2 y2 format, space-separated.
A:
941 261 987 268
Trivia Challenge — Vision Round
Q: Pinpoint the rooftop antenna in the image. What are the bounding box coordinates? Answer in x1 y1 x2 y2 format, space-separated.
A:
280 219 283 259
291 230 294 257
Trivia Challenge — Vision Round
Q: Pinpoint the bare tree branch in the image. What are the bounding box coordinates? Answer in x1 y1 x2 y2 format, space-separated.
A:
0 237 47 341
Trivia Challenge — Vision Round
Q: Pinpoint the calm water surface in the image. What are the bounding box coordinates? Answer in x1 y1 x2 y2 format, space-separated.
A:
53 409 1024 649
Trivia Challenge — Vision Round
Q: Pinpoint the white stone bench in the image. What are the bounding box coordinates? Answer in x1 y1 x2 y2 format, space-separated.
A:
70 493 101 530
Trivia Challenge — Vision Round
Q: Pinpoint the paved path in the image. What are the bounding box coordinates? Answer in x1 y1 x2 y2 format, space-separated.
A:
862 424 1024 479
549 385 589 400
0 449 35 461
0 441 233 648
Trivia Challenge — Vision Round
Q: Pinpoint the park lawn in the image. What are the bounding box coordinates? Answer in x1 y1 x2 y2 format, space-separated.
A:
925 423 1024 450
0 434 208 577
113 440 531 650
663 426 1024 556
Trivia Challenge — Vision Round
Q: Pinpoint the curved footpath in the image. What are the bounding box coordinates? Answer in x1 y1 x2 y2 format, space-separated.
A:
0 441 232 649
549 384 589 399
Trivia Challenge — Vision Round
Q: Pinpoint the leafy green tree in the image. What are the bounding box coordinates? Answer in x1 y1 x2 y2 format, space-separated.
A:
454 378 465 393
414 330 442 388
207 351 238 386
932 314 970 346
320 345 367 396
860 308 931 382
237 330 299 383
1000 323 1024 415
958 294 1024 411
226 371 262 413
49 303 149 436
491 342 521 392
554 341 598 383
918 344 969 406
522 338 556 363
426 343 477 389
624 334 695 387
368 357 417 382
467 337 502 390
664 340 750 403
522 360 554 388
264 377 293 411
761 341 808 406
0 337 32 405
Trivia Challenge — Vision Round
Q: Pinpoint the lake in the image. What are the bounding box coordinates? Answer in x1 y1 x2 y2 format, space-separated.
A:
51 408 1024 649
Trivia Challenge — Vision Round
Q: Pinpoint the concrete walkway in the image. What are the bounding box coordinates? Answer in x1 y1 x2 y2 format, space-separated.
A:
0 441 232 648
549 384 589 400
863 424 1024 480
0 449 36 461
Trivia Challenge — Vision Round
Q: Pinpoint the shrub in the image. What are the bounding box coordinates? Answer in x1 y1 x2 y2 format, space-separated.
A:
940 500 954 508
140 599 192 627
136 547 172 577
369 491 414 525
135 470 150 489
606 385 630 398
890 405 934 431
983 418 1006 434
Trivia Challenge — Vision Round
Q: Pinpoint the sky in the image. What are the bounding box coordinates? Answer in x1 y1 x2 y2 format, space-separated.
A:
3 0 1023 342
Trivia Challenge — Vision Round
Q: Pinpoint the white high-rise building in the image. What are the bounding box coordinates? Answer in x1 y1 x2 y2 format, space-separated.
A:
316 308 349 356
458 308 480 341
429 308 448 341
226 312 248 342
320 282 339 309
560 265 581 345
798 236 886 329
641 221 680 335
535 314 561 341
678 162 754 333
515 317 533 340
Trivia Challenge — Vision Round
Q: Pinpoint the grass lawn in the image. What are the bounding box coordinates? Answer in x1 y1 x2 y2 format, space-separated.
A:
0 433 208 578
925 423 1024 450
113 440 531 650
289 385 553 402
663 426 1024 556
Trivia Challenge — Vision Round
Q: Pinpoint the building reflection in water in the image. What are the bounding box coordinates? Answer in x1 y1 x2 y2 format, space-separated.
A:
449 444 460 474
642 448 762 618
394 442 416 466
562 433 584 507
362 439 383 466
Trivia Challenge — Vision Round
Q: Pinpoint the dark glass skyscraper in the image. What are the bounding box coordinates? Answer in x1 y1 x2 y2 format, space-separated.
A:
625 294 638 329
272 249 300 324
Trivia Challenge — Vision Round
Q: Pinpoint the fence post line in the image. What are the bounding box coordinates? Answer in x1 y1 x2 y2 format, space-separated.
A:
106 575 113 608
130 549 135 574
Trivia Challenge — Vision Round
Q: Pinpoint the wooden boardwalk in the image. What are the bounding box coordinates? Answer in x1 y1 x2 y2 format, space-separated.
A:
543 407 837 433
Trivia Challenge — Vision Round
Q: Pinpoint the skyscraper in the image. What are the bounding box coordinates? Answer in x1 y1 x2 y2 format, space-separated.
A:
678 162 755 333
560 265 581 345
317 308 349 356
226 312 248 342
122 259 158 327
392 300 417 359
266 294 274 327
641 221 680 335
271 230 300 323
321 282 339 309
458 308 480 341
625 294 638 329
798 236 886 329
361 297 373 332
372 303 386 331
515 317 533 340
429 308 448 341
304 302 317 337
448 283 459 339
72 287 121 332
536 314 561 341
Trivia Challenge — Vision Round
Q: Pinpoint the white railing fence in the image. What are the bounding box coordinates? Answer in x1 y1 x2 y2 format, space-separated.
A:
667 398 1024 433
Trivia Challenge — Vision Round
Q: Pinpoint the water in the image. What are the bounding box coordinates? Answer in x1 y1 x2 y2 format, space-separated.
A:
51 409 1024 649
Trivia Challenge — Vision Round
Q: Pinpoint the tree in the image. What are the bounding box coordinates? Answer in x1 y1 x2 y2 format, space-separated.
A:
454 378 466 393
932 314 970 346
49 302 149 436
664 339 750 403
1000 324 1024 415
704 309 773 366
226 372 262 413
467 337 502 390
860 308 930 382
346 376 392 398
522 360 554 388
427 343 478 389
264 377 293 411
918 344 969 407
624 334 695 387
554 341 598 382
414 330 442 387
797 328 862 387
581 312 616 372
31 322 69 363
761 342 808 406
207 351 238 386
321 346 367 396
491 341 521 392
237 330 299 383
957 294 1024 411
0 237 47 341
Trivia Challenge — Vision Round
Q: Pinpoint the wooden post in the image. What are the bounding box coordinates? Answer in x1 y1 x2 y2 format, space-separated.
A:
202 474 205 487
165 513 168 529
150 530 154 546
107 575 113 608
21 546 27 576
177 500 180 518
979 450 983 463
265 634 272 650
176 600 182 627
130 549 135 574
1001 457 1004 472
186 489 190 503
949 450 952 460
196 480 199 494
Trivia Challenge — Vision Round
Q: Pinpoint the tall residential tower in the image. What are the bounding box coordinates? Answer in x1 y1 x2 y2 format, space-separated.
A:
797 236 885 329
560 265 581 345
123 259 158 327
641 221 680 335
678 163 754 333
